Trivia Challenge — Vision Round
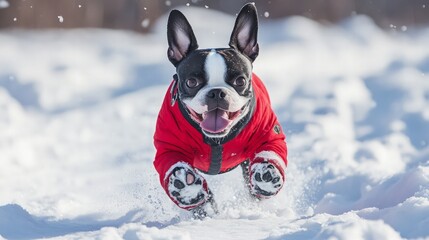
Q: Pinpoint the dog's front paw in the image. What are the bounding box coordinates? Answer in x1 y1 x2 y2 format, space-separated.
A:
250 161 284 199
167 163 209 209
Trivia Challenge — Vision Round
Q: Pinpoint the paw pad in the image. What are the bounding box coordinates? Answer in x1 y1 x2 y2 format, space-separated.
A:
167 165 208 209
250 162 284 198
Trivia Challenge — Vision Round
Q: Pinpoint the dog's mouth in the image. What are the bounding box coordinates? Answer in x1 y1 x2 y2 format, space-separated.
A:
186 104 248 134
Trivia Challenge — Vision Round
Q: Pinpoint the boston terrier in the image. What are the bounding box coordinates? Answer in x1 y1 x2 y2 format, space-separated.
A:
153 3 287 217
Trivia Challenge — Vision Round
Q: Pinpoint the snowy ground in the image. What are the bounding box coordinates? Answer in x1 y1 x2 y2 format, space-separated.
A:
1 7 429 240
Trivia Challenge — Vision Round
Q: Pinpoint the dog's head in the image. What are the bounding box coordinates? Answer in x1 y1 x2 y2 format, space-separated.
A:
167 3 259 138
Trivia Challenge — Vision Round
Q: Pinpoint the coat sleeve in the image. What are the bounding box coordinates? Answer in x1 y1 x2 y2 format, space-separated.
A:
251 121 288 178
153 82 194 190
247 73 288 177
153 141 193 190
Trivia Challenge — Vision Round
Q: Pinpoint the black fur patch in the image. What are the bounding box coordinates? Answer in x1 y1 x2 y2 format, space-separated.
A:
176 48 253 100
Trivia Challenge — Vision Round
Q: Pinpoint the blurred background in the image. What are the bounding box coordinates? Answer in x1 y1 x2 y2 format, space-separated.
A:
1 0 429 32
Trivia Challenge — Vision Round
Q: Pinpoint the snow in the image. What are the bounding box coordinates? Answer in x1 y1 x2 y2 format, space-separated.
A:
141 19 150 28
0 0 9 9
0 6 429 239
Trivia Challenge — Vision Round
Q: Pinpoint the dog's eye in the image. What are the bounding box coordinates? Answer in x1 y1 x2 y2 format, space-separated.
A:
186 78 200 88
233 77 246 87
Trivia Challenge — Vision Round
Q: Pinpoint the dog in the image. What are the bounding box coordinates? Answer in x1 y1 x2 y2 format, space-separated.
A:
153 3 287 215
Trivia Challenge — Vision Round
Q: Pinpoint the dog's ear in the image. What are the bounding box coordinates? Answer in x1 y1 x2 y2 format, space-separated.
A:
229 3 259 62
167 10 198 67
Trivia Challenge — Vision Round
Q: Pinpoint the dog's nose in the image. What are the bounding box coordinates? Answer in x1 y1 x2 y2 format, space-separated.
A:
207 89 227 99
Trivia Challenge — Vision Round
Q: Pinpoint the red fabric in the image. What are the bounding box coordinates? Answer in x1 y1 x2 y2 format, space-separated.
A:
153 73 288 193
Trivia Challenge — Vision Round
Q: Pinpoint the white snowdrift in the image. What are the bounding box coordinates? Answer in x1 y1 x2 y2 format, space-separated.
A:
0 7 429 240
0 0 9 9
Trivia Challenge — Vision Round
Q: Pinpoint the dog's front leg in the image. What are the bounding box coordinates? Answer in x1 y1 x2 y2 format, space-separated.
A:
164 162 210 211
247 151 286 199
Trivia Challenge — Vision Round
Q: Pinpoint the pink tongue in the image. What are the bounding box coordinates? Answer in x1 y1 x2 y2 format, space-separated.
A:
201 109 231 133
